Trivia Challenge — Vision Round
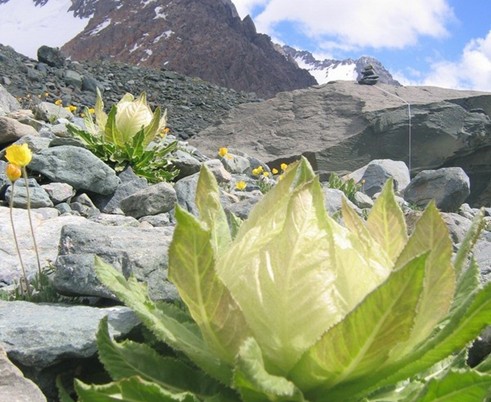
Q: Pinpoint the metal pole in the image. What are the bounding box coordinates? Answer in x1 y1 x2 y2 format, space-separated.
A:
371 85 412 173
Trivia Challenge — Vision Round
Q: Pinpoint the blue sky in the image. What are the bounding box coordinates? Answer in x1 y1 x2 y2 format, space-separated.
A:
232 0 491 91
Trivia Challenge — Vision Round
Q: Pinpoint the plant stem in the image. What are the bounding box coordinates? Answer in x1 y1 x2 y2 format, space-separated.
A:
22 167 43 288
9 182 31 298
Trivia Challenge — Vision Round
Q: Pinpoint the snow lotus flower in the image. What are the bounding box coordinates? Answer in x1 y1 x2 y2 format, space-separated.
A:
84 88 167 147
80 158 491 401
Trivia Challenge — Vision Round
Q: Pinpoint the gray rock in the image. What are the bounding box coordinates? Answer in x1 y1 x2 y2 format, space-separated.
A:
120 182 177 219
64 70 83 89
89 213 140 227
71 193 100 217
220 152 251 174
404 167 470 212
190 82 491 205
14 134 52 153
348 159 410 196
475 231 491 283
204 159 232 183
0 344 46 402
0 300 139 369
5 179 54 208
53 223 178 300
225 194 262 220
352 191 374 208
92 167 149 214
32 102 73 123
81 74 103 93
173 149 202 180
36 46 65 68
0 116 38 144
139 213 175 227
0 206 87 284
0 83 20 115
41 182 75 204
442 213 472 244
322 187 361 217
174 173 200 215
29 146 120 195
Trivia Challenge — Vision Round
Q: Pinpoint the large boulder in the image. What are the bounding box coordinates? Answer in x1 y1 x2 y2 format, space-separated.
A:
53 223 178 301
29 146 120 195
403 167 470 212
0 207 87 284
189 82 491 205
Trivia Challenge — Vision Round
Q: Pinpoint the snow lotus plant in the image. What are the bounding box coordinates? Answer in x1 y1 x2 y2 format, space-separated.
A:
67 89 178 182
70 158 491 401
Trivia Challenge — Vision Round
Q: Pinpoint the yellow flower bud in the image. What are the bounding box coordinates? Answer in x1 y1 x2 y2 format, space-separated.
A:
263 171 270 177
280 163 288 171
252 166 264 176
5 163 21 182
54 99 63 106
272 168 279 175
5 143 32 167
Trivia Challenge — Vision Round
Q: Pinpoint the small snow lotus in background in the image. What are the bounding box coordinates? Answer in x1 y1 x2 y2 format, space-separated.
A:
72 158 491 401
67 89 177 183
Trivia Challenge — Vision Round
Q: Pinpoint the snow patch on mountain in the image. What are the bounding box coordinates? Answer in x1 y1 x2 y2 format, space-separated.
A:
89 19 111 36
294 56 357 84
0 0 91 59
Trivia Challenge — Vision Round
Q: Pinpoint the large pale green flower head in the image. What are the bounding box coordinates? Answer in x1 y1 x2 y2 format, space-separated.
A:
83 89 167 147
115 93 167 142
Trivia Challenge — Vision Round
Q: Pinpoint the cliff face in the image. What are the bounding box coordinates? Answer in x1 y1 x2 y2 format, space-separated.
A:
61 0 316 98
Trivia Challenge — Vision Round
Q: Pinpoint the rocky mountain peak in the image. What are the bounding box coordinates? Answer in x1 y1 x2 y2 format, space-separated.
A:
282 45 400 86
60 0 316 98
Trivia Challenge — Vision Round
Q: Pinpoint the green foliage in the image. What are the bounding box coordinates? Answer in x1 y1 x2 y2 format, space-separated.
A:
67 89 178 183
327 172 361 201
74 158 491 401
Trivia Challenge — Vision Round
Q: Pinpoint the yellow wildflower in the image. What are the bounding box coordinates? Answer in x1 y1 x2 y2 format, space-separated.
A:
5 144 32 167
235 181 247 191
281 163 288 171
88 108 95 114
263 171 270 178
218 147 228 157
54 99 63 106
5 163 22 182
272 168 279 175
252 166 264 176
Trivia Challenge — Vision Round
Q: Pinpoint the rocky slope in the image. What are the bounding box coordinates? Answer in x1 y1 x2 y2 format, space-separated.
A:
60 0 316 98
0 44 259 139
189 81 491 206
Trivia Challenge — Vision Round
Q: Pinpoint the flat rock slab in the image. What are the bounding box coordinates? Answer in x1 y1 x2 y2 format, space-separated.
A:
0 301 139 369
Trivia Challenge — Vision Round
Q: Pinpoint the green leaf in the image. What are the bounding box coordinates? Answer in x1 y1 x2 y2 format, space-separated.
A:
453 208 486 278
326 281 491 400
75 377 201 402
233 338 306 402
168 206 250 364
391 202 455 356
96 316 233 399
195 165 232 254
415 370 491 401
56 376 76 402
218 177 351 373
143 106 163 146
94 257 233 384
104 105 124 146
232 157 315 245
366 179 408 263
476 351 491 373
94 87 108 129
290 253 427 398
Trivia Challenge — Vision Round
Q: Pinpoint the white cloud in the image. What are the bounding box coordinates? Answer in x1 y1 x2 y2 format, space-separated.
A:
396 30 491 91
232 0 269 19
234 0 454 50
422 30 491 91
